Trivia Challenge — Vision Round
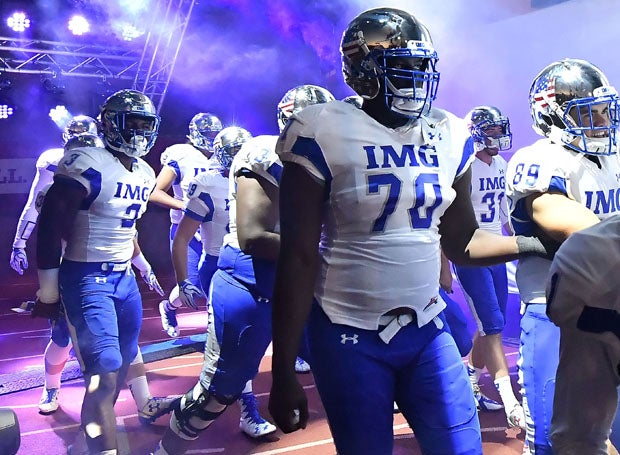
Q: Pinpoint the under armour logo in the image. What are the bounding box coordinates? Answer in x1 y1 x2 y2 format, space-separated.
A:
340 333 359 345
257 297 270 304
95 277 107 284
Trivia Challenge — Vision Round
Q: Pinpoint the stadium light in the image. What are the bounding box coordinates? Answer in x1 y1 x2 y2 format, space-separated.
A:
6 12 30 32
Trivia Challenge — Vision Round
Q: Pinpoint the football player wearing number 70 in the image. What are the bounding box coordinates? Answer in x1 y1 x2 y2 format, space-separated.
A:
36 89 160 455
268 7 556 455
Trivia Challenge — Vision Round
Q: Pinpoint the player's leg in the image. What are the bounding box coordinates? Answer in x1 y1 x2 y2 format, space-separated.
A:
455 265 504 412
519 304 558 455
153 270 274 455
398 325 482 455
160 225 204 338
306 303 397 455
60 261 131 453
39 312 72 414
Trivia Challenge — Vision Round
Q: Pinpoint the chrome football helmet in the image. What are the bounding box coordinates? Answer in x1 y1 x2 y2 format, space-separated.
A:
529 58 619 155
277 84 335 132
64 132 104 151
62 115 98 144
467 106 512 152
100 89 160 158
188 112 223 153
340 7 439 119
212 126 252 168
342 95 363 109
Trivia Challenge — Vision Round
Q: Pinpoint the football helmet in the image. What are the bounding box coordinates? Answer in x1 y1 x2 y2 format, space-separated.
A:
529 58 619 155
467 106 512 152
188 113 223 153
100 89 159 158
277 84 335 132
340 7 439 119
212 126 252 168
342 95 363 109
62 115 98 144
64 132 104 151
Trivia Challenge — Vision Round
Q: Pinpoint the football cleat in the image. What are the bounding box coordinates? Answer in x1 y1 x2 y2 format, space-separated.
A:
159 300 179 338
507 403 526 430
138 395 182 425
294 356 311 374
38 387 60 414
238 392 277 438
473 385 504 412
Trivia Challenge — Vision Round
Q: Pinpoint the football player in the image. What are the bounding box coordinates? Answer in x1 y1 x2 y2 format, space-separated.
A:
151 84 334 455
452 106 525 429
150 112 223 338
35 90 168 454
505 58 620 454
169 125 277 438
268 7 554 455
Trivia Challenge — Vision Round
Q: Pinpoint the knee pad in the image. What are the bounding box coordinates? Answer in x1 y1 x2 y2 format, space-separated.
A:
97 347 123 374
171 383 228 440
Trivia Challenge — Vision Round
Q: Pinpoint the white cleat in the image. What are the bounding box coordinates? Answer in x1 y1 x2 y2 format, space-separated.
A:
238 392 277 438
507 403 526 430
294 356 311 373
38 387 60 414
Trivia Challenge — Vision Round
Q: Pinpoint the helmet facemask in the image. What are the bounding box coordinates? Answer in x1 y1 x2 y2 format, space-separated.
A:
530 59 619 156
341 8 440 120
103 111 159 158
555 88 620 156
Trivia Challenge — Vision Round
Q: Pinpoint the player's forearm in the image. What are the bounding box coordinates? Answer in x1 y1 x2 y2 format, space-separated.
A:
271 251 317 378
149 188 184 210
445 229 520 266
171 235 190 283
36 208 64 269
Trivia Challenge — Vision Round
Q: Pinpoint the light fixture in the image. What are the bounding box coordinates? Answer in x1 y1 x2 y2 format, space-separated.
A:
68 15 90 36
6 12 30 33
42 73 66 94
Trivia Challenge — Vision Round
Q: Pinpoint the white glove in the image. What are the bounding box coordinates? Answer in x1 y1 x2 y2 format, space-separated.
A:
10 248 28 275
141 269 165 296
132 253 164 296
178 279 205 310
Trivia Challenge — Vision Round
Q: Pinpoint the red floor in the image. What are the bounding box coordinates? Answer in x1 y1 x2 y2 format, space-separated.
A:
0 276 525 454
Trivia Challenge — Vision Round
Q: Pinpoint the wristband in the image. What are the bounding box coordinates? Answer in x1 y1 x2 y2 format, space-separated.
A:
37 268 60 303
516 235 549 257
131 252 151 273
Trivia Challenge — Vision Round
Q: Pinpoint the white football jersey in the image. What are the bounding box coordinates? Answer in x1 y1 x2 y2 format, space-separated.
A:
469 152 509 235
56 147 156 262
222 135 280 250
13 147 65 248
184 168 231 256
160 143 213 224
277 101 472 330
506 138 620 303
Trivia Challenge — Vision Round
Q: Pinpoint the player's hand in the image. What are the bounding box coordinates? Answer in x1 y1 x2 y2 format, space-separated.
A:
269 372 308 433
140 268 165 297
10 248 28 275
31 298 60 320
178 279 204 310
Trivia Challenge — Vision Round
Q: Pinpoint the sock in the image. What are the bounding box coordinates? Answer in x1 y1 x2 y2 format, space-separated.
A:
165 299 181 311
494 375 519 411
467 364 484 390
44 340 72 389
127 350 151 410
241 380 252 395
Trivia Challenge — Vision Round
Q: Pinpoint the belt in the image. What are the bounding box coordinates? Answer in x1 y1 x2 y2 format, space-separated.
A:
378 313 416 344
377 310 444 344
100 261 132 272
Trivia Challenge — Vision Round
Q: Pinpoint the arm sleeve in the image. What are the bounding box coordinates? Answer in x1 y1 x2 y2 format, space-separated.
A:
12 164 55 248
